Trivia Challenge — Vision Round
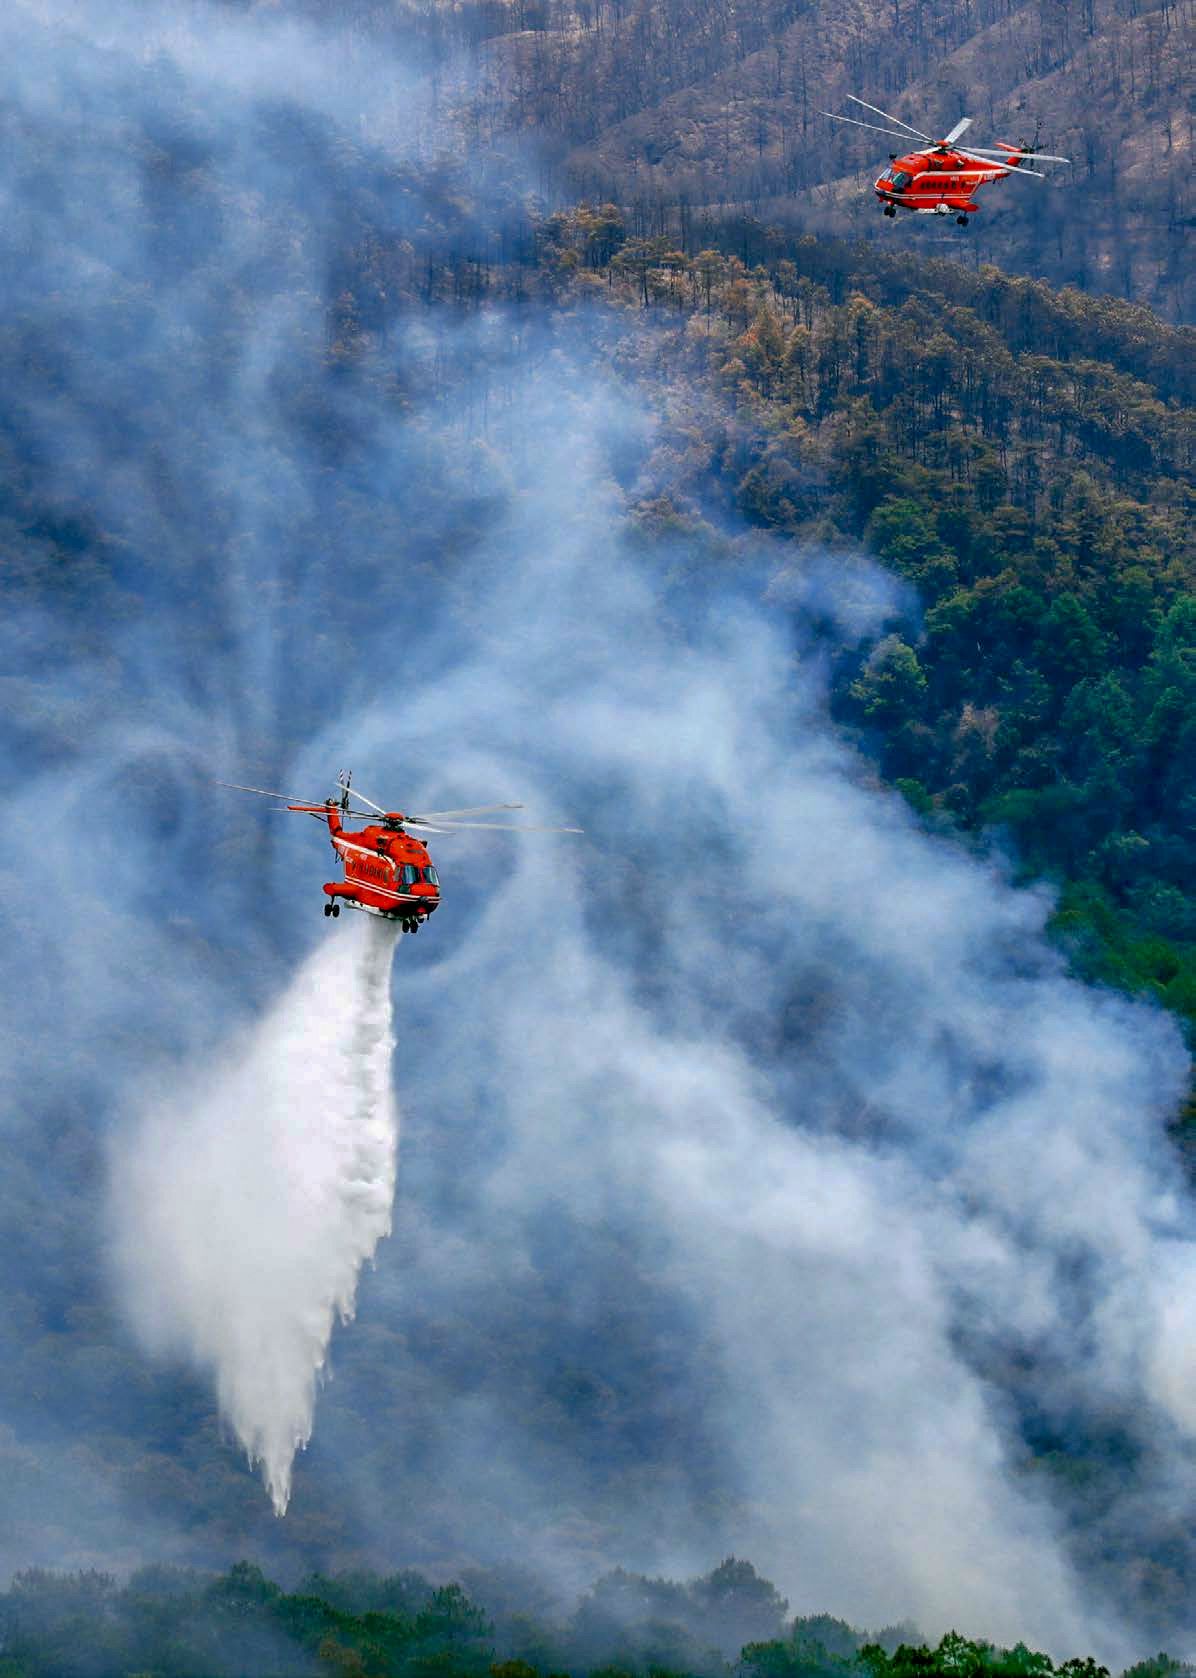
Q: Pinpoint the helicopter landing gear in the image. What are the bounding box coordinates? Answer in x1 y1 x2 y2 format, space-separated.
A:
956 215 969 227
883 203 896 217
332 902 340 917
324 902 331 917
324 900 340 917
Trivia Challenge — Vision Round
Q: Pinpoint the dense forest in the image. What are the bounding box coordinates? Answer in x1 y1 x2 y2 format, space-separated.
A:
0 1557 1171 1678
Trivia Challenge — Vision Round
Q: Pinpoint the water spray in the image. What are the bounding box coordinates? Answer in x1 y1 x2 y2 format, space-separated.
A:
109 916 399 1512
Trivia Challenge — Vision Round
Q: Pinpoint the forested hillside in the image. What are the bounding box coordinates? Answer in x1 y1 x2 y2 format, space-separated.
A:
516 210 1196 1129
430 0 1196 319
324 192 1193 1137
215 0 1194 320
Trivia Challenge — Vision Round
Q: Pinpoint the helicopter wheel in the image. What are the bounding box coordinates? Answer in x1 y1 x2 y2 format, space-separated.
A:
323 902 332 917
883 204 896 217
331 903 340 917
956 215 969 227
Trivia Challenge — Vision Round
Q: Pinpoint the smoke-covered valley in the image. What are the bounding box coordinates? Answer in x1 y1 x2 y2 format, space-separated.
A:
2 1 1196 1668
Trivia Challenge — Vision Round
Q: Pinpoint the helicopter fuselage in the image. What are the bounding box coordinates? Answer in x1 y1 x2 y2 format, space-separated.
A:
822 97 1067 227
874 144 1021 216
222 771 576 930
321 804 440 927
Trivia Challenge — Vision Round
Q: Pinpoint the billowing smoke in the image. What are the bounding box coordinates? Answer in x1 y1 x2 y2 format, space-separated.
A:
2 0 1196 1665
109 916 399 1513
325 494 1191 1661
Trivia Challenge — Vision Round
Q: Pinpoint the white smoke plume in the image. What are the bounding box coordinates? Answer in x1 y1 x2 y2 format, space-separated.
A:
344 514 1193 1660
108 916 399 1513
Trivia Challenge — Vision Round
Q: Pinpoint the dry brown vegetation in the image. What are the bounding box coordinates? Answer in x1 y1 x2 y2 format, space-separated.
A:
433 0 1195 318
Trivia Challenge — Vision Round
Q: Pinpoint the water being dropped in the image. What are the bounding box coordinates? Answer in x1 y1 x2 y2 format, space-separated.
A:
109 915 400 1512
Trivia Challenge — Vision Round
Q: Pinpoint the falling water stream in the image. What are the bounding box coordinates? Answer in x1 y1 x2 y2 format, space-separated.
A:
110 916 400 1512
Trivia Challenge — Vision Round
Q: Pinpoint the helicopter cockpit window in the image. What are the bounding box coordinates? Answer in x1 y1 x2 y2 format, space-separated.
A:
424 866 439 887
401 864 418 886
889 169 913 189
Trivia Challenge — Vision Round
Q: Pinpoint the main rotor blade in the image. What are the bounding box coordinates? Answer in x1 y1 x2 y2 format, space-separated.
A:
965 146 1069 163
823 111 927 146
338 775 388 814
846 94 931 142
957 146 1045 177
218 779 321 804
407 803 525 822
941 116 972 145
420 819 584 833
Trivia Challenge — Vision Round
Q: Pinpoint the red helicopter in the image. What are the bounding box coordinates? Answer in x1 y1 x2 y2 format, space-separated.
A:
823 96 1068 225
222 771 581 933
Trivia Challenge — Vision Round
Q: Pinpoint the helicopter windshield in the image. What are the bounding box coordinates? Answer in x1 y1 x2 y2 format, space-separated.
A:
401 863 439 887
881 167 914 190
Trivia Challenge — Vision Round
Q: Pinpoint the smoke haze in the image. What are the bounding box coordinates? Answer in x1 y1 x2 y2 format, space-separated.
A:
1 0 1195 1665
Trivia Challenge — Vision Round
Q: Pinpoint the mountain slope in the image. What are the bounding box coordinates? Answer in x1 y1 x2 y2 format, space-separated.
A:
452 0 1194 318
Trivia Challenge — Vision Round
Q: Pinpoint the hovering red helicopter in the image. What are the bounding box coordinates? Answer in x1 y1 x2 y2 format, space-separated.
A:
222 771 581 932
823 96 1068 224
